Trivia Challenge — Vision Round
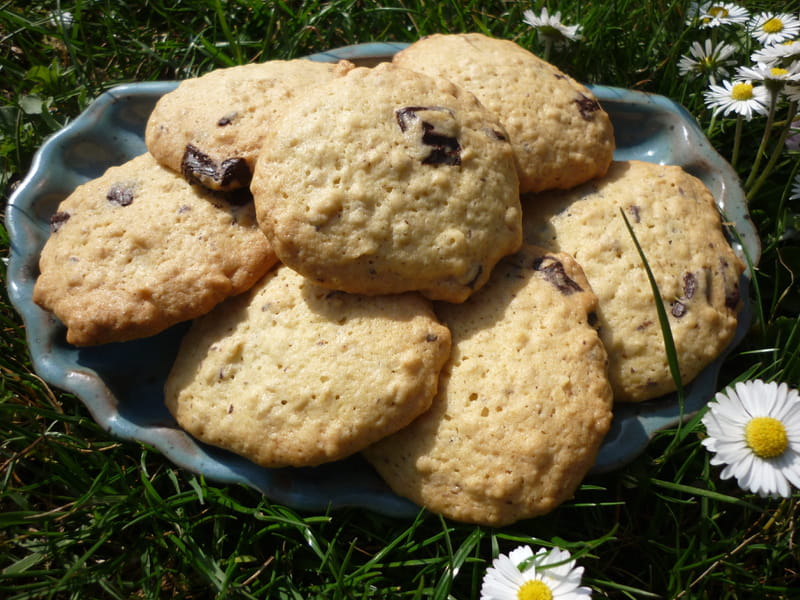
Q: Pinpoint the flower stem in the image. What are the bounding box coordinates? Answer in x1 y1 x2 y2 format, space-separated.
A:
731 115 743 170
543 37 552 62
747 100 798 202
744 89 779 191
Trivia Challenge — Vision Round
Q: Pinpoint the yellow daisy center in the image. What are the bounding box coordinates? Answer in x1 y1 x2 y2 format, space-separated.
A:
745 417 789 459
762 18 784 34
771 67 789 77
731 82 754 101
517 579 553 600
709 6 729 18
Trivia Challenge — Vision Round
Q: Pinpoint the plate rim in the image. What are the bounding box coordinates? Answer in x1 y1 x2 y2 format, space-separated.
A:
5 41 759 513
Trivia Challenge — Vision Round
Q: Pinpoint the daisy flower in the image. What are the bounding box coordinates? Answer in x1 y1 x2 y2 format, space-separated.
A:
786 83 800 103
678 39 738 83
47 10 74 29
480 545 591 600
738 61 800 82
751 40 800 66
790 174 800 200
703 79 770 120
736 61 800 94
523 7 582 44
701 380 800 498
688 2 750 29
749 12 800 46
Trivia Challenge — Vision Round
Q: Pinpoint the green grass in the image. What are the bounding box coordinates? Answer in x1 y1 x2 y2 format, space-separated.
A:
2 1 800 598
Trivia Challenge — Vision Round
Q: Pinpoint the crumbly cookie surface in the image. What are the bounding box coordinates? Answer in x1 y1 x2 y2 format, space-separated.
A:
33 152 276 346
164 265 451 468
393 33 615 194
363 245 612 526
523 160 745 402
250 62 522 303
145 58 355 190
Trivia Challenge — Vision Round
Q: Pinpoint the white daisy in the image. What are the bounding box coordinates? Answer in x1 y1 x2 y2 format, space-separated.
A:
703 79 770 119
480 545 591 600
737 61 800 83
786 83 800 103
47 10 74 29
790 174 800 200
523 7 582 43
701 380 800 498
749 12 800 46
678 39 738 83
751 40 800 66
688 2 750 29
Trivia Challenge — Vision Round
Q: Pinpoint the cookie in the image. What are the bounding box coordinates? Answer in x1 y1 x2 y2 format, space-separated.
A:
522 160 745 402
145 58 355 191
250 62 522 303
363 245 613 526
392 33 615 194
164 264 452 468
33 152 276 346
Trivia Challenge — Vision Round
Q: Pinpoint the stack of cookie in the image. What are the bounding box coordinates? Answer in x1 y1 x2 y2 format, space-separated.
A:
33 33 744 525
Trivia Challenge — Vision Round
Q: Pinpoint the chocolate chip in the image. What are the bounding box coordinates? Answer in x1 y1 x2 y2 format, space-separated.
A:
532 256 583 295
425 334 439 342
725 283 740 310
574 93 601 121
106 182 136 206
224 187 254 206
421 127 461 165
217 111 237 126
49 211 70 232
181 144 251 189
719 258 740 310
671 301 687 318
395 106 461 166
683 272 697 299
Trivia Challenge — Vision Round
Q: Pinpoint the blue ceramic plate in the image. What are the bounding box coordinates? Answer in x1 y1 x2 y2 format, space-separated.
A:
6 42 760 517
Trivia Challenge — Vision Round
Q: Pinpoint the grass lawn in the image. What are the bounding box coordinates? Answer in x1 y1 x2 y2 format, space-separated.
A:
2 1 800 598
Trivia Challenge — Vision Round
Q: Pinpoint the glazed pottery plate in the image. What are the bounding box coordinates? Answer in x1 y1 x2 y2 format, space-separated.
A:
6 42 760 517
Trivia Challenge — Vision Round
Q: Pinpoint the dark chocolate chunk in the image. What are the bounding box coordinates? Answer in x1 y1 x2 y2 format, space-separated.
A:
224 187 254 206
106 182 136 207
671 301 687 318
181 144 251 189
574 93 601 121
683 272 697 299
396 106 454 132
217 111 237 126
395 106 461 166
421 125 461 165
719 257 740 309
725 283 740 310
532 256 583 295
49 211 70 233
